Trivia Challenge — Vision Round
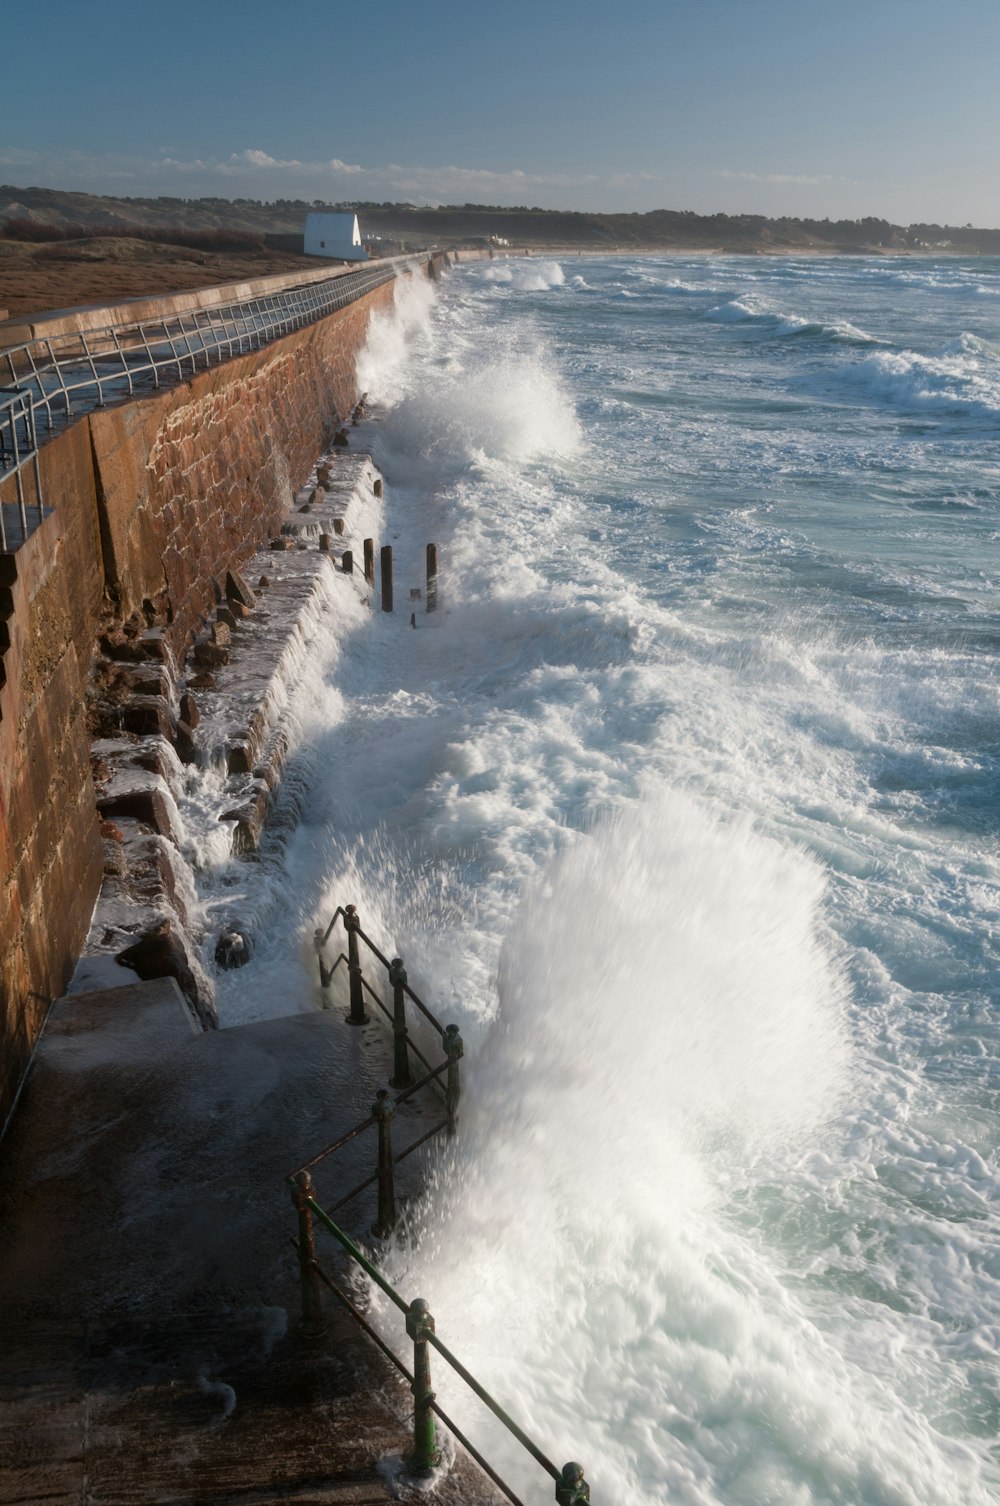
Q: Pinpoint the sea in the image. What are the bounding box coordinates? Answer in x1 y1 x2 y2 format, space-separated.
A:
194 253 1000 1504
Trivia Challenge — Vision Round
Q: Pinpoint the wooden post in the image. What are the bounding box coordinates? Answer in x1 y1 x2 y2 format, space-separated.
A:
381 545 393 613
364 538 375 586
342 550 354 575
333 517 345 536
426 543 438 612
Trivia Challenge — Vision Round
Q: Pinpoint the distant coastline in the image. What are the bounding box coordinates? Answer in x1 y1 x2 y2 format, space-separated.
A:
4 183 1000 257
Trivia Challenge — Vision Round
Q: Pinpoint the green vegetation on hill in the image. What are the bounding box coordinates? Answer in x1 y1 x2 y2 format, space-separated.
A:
3 184 1000 255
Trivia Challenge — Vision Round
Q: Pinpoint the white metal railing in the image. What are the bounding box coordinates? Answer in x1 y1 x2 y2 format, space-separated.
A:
2 259 418 434
0 256 423 553
0 388 45 552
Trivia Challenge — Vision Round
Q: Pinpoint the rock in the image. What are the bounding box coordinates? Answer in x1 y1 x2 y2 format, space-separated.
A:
209 620 231 648
316 465 331 483
180 692 201 728
215 930 253 970
270 537 295 551
100 819 124 843
174 720 198 764
136 630 169 662
216 605 236 631
120 695 175 739
102 840 128 878
98 784 178 843
116 920 209 1022
230 601 251 620
220 786 269 854
227 739 253 775
226 569 257 609
187 672 215 691
257 575 271 590
99 632 144 663
298 503 312 514
193 639 230 668
333 429 349 448
132 743 175 782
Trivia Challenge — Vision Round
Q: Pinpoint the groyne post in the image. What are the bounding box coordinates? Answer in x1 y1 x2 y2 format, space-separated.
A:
444 1024 464 1137
364 538 375 585
426 543 439 612
371 1089 397 1238
389 957 412 1087
344 904 368 1024
405 1299 441 1475
342 549 354 575
291 1171 328 1337
381 545 394 612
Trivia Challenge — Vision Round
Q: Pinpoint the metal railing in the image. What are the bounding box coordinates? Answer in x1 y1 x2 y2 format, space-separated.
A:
0 387 45 551
292 902 591 1504
0 256 421 455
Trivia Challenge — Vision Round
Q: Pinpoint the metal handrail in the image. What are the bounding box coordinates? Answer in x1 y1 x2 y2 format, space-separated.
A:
0 387 45 551
1 257 424 451
291 900 591 1500
290 1058 449 1179
317 904 446 1037
295 1195 588 1504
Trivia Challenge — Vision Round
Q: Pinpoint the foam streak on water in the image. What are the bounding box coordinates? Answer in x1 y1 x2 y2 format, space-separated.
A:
209 259 1000 1502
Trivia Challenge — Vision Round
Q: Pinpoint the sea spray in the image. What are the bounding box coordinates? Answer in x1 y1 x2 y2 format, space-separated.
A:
184 253 1000 1502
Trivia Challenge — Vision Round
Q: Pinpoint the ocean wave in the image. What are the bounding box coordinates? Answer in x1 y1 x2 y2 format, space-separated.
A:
846 332 1000 419
706 297 876 344
481 258 565 292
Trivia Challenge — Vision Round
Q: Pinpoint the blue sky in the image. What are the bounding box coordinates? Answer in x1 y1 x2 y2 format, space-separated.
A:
3 0 998 223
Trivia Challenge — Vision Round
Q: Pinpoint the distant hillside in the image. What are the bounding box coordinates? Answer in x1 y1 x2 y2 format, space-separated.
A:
3 184 1000 255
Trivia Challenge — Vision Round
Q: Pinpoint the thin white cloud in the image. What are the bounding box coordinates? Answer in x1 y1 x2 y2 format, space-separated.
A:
716 170 857 187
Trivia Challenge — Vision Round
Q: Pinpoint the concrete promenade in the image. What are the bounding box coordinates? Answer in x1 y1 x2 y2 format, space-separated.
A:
0 979 496 1504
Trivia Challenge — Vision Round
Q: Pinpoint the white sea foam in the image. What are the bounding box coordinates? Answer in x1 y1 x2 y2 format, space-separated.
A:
481 258 566 292
846 333 1000 418
181 254 1000 1503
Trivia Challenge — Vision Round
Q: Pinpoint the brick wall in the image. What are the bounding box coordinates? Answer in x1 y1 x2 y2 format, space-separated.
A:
0 264 423 1128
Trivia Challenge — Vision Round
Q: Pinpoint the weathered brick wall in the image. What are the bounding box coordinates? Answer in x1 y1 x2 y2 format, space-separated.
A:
0 421 106 1122
91 279 398 654
0 264 422 1127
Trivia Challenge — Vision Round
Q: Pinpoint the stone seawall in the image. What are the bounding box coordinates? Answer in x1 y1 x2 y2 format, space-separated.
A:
0 258 440 1126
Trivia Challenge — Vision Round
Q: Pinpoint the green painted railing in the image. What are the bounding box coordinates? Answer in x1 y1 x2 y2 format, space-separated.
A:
293 901 592 1504
287 1181 591 1505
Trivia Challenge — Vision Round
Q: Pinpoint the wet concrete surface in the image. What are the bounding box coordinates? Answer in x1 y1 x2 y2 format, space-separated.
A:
0 982 499 1504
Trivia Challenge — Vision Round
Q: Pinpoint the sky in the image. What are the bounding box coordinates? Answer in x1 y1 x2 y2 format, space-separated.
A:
2 0 999 225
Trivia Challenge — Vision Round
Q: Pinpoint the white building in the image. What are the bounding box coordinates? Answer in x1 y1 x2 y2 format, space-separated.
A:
303 212 368 262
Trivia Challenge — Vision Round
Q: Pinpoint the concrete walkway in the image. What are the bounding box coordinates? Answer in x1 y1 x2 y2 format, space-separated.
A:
0 982 498 1505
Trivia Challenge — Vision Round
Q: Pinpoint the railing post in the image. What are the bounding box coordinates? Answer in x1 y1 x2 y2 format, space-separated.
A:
443 1024 464 1137
426 542 438 612
389 958 412 1088
291 1171 328 1338
344 904 369 1025
314 927 331 987
556 1463 591 1504
405 1299 441 1476
371 1089 397 1238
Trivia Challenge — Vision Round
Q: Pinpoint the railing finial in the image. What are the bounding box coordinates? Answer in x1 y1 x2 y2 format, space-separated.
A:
556 1461 591 1504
